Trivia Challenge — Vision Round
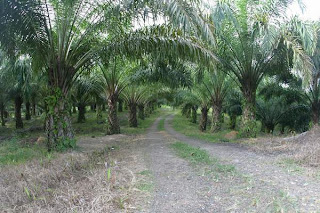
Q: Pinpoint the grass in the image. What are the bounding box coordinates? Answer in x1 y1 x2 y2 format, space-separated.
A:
171 113 236 143
0 115 46 140
170 141 212 164
136 169 154 196
157 118 165 131
0 142 139 212
0 138 50 165
72 109 163 136
0 108 169 165
138 170 152 176
170 141 235 175
122 108 173 135
121 110 163 135
278 158 305 174
73 111 109 137
136 183 153 192
1 107 170 140
267 190 297 212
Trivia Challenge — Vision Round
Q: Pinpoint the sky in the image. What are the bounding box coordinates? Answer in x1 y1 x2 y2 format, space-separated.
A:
288 0 320 21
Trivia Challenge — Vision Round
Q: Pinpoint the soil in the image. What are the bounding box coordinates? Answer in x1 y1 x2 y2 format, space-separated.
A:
143 117 216 212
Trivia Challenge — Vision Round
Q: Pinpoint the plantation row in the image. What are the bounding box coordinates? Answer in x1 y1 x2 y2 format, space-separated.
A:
0 0 319 151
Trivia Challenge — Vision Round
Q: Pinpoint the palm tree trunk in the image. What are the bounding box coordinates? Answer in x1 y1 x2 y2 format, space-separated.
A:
191 106 197 123
211 103 222 132
280 125 285 134
145 103 151 117
129 103 138 127
186 108 191 118
25 101 31 120
32 103 36 116
241 88 257 137
118 99 123 112
261 121 266 133
311 101 319 127
91 104 96 112
107 95 120 134
15 96 23 129
199 106 208 132
77 103 86 123
72 105 77 114
45 92 74 152
0 102 5 127
229 114 237 130
265 124 274 134
4 110 8 119
31 97 36 116
138 104 145 120
96 104 103 123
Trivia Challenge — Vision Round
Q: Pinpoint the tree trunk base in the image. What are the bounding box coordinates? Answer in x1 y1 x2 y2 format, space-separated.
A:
45 92 75 152
211 105 222 133
107 97 120 135
199 107 208 132
15 96 23 129
77 104 86 123
129 104 138 127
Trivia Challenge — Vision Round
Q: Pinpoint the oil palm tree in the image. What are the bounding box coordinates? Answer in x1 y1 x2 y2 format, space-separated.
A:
193 84 211 132
256 97 291 133
203 71 230 132
95 60 132 134
204 0 311 136
259 78 309 133
0 0 217 150
13 57 33 129
70 76 96 123
121 85 147 127
277 18 319 127
307 24 320 126
225 90 243 130
1 55 33 129
176 89 199 124
0 53 8 126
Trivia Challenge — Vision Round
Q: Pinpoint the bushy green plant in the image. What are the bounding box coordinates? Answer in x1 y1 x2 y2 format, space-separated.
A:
238 120 259 138
56 138 77 152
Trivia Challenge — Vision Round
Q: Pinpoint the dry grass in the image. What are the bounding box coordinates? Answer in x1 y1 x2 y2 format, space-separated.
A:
290 128 320 167
242 127 320 167
0 139 151 212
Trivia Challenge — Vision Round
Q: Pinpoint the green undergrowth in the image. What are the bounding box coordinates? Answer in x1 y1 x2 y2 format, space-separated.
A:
170 141 235 175
157 117 165 131
74 110 164 136
0 138 50 165
73 111 109 137
171 113 237 143
0 116 45 140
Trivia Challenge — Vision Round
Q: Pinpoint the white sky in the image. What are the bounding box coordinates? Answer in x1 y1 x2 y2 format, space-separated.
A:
288 0 320 21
